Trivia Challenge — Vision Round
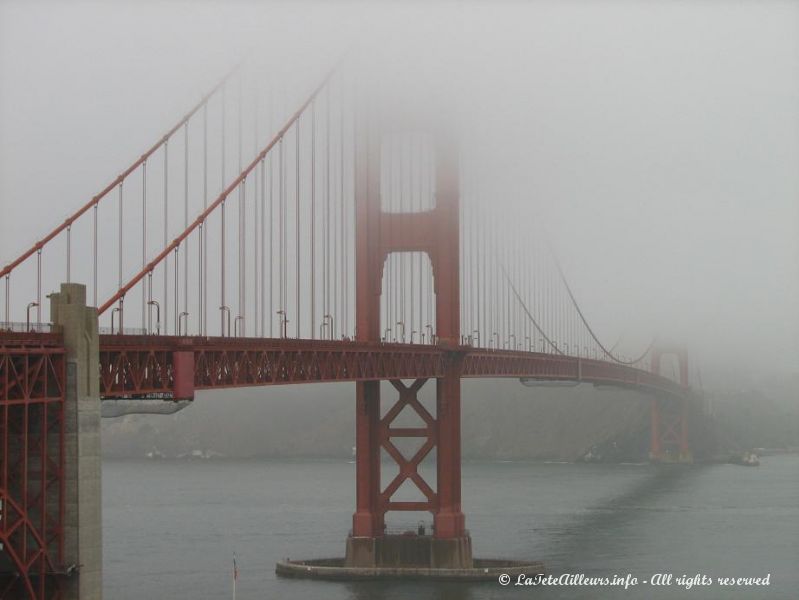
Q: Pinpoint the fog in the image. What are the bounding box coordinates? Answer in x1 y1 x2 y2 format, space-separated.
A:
1 0 797 384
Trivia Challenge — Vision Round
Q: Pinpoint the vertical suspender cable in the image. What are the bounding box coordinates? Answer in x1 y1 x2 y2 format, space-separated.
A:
482 192 487 347
268 150 274 337
253 84 260 337
221 196 226 335
239 179 246 334
93 205 98 307
118 183 123 290
296 116 301 338
279 137 285 319
163 141 169 334
332 97 338 339
66 225 71 283
201 103 208 335
238 80 245 335
184 122 189 331
325 88 331 331
310 100 316 338
260 157 266 336
220 86 227 336
340 83 346 339
36 249 41 325
254 161 259 336
410 136 415 342
142 162 147 331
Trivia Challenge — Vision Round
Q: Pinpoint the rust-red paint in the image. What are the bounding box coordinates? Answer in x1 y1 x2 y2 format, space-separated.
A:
0 334 66 599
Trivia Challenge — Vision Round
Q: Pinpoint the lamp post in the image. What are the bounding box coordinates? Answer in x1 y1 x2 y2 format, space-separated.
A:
26 302 39 332
147 300 160 335
111 307 121 335
276 310 288 339
220 306 231 337
178 312 189 336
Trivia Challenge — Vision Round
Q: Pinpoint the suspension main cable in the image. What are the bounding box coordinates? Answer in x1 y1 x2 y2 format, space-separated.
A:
547 244 654 365
501 264 562 355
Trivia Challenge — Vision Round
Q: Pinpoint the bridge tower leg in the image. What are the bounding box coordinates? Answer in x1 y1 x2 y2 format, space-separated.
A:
50 284 102 599
649 347 691 463
346 115 471 568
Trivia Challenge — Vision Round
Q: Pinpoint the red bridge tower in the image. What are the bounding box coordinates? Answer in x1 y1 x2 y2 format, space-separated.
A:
346 114 472 568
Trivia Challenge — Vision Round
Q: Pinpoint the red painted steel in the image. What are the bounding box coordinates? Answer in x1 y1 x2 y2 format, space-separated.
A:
352 120 466 538
649 346 690 460
96 337 686 398
172 351 195 401
379 379 437 514
0 334 66 600
97 71 334 317
0 68 236 282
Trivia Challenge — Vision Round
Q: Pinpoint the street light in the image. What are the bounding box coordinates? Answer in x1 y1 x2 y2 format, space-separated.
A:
276 310 288 339
178 312 189 336
147 300 160 335
111 307 121 335
234 315 244 337
220 306 231 337
26 302 38 332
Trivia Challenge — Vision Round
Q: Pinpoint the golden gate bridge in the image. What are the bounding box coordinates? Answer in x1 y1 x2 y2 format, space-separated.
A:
0 62 693 599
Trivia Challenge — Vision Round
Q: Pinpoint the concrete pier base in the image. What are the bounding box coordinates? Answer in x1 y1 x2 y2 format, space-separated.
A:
50 283 102 600
345 534 473 569
277 533 543 582
276 556 544 581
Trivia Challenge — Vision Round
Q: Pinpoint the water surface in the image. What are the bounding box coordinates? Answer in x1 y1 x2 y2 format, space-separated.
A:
104 456 798 599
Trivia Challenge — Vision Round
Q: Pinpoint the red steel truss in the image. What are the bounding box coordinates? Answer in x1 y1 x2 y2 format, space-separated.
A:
96 335 686 400
649 347 691 461
0 334 65 600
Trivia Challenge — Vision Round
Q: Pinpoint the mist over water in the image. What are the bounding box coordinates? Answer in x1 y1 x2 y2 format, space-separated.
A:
104 456 799 599
1 3 797 599
2 1 797 382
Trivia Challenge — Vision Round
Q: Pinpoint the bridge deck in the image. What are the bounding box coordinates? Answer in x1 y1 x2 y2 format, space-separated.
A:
95 334 685 399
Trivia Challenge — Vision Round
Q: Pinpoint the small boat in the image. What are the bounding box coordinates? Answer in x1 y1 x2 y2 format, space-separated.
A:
145 447 165 460
176 449 223 460
729 451 760 466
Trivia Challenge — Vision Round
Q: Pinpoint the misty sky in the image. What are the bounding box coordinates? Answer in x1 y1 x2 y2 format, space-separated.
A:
1 1 797 382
